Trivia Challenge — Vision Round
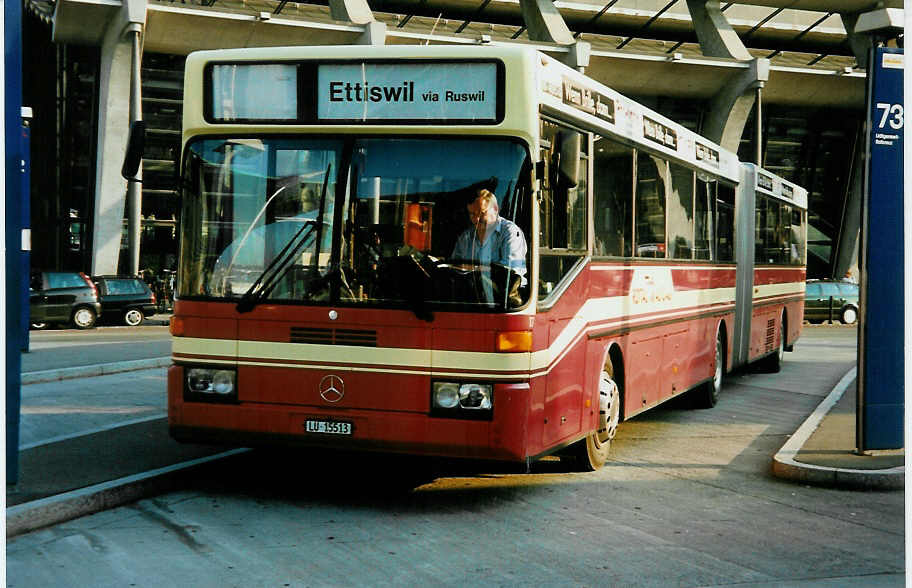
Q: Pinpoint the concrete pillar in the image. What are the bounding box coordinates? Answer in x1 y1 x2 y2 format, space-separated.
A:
834 132 865 280
686 0 766 154
328 0 374 25
685 0 752 60
702 58 769 153
357 21 387 45
841 13 871 70
90 0 146 276
519 0 574 45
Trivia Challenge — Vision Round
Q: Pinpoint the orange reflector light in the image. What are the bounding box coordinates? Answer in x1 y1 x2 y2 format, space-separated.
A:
496 331 532 353
169 316 185 337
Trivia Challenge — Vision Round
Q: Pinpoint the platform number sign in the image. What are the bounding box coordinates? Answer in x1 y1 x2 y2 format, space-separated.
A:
859 47 904 452
875 102 903 131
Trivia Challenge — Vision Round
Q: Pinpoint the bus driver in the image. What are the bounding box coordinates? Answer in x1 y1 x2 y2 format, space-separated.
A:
451 189 527 302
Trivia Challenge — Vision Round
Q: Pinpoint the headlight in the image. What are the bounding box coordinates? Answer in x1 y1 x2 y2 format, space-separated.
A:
458 383 492 410
186 367 237 401
433 382 460 409
432 381 493 418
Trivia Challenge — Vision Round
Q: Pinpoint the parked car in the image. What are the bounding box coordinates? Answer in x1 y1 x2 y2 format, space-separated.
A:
91 275 158 326
29 270 101 329
804 279 859 325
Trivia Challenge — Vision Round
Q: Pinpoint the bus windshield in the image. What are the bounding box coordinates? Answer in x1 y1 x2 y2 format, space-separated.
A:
179 136 533 313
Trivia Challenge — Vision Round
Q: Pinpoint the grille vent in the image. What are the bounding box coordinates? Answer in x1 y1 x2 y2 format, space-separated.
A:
290 327 377 347
765 319 776 351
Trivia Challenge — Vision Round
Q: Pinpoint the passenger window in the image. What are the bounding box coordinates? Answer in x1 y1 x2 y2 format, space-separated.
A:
667 162 694 259
592 136 633 257
694 177 716 260
635 152 667 258
716 184 735 262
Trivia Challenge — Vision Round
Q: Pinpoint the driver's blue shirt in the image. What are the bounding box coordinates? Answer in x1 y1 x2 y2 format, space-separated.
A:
451 217 527 284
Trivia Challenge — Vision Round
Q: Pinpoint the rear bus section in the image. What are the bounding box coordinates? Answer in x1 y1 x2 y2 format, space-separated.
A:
168 301 539 463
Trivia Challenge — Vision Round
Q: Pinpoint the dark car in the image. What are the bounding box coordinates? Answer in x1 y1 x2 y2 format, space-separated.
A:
92 275 158 326
804 279 859 325
29 270 101 330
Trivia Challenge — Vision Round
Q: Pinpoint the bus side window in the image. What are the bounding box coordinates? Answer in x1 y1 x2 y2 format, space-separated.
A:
694 176 716 260
635 152 668 258
716 184 735 262
593 136 633 257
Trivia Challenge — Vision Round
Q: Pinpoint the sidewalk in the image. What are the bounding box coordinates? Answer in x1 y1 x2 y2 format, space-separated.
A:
772 367 905 490
7 341 905 538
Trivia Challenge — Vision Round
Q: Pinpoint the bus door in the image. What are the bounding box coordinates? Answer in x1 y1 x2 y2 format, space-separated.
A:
538 119 591 446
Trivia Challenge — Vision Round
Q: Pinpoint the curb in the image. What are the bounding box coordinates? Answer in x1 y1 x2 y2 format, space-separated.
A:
771 367 904 490
6 449 249 537
21 357 172 385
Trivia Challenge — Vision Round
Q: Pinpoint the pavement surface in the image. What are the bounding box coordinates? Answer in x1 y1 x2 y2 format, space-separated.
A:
5 322 904 538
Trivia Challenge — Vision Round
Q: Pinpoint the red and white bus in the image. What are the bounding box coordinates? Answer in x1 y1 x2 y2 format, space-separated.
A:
167 45 807 470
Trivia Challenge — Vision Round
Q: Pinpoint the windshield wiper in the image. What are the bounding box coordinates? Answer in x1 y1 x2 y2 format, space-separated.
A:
236 163 333 313
235 221 319 313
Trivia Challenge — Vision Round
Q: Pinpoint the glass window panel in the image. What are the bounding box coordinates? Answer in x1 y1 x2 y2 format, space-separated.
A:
667 162 694 259
716 184 735 262
593 137 633 257
635 152 667 258
694 177 716 260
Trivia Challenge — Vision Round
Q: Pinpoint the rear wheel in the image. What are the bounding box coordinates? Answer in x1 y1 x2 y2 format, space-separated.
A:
693 329 723 409
124 308 144 326
571 356 621 471
71 306 97 330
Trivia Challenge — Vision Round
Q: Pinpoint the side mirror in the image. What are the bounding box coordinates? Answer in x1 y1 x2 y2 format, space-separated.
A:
121 120 146 181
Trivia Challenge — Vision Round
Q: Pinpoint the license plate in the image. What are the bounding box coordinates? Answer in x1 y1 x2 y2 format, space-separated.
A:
304 419 353 435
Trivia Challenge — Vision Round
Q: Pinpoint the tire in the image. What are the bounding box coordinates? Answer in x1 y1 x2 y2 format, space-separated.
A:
30 322 48 330
693 329 723 409
71 306 97 330
840 305 858 325
124 308 144 326
571 355 621 471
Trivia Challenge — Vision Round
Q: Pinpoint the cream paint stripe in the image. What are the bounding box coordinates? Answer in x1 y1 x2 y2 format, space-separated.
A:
754 282 805 298
238 339 431 367
172 337 237 358
173 289 738 375
234 359 530 380
590 264 735 272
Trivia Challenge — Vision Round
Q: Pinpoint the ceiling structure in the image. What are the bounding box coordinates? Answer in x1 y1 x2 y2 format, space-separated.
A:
45 0 903 109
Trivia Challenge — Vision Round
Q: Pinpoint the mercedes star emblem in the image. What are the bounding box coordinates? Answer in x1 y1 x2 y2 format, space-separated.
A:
319 374 345 403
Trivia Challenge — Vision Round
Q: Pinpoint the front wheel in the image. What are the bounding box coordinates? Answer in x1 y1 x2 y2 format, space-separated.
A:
571 356 621 471
30 322 48 330
71 306 97 330
124 308 144 326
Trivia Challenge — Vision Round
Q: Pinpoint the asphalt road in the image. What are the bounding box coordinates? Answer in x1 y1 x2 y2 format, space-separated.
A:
7 326 904 587
21 321 171 373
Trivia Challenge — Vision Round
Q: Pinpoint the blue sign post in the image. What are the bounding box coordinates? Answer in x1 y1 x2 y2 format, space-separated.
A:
5 0 25 484
858 46 904 452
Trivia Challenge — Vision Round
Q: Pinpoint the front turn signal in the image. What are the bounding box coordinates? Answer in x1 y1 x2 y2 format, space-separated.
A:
496 330 532 353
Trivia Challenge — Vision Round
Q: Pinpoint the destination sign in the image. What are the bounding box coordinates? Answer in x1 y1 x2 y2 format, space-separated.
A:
758 173 774 191
695 142 720 168
561 78 615 124
643 116 677 150
317 62 498 122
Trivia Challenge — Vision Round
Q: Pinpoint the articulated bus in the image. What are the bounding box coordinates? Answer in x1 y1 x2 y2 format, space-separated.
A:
168 45 807 470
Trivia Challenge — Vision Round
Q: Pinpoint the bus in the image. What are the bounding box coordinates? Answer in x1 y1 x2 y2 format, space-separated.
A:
166 44 807 471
